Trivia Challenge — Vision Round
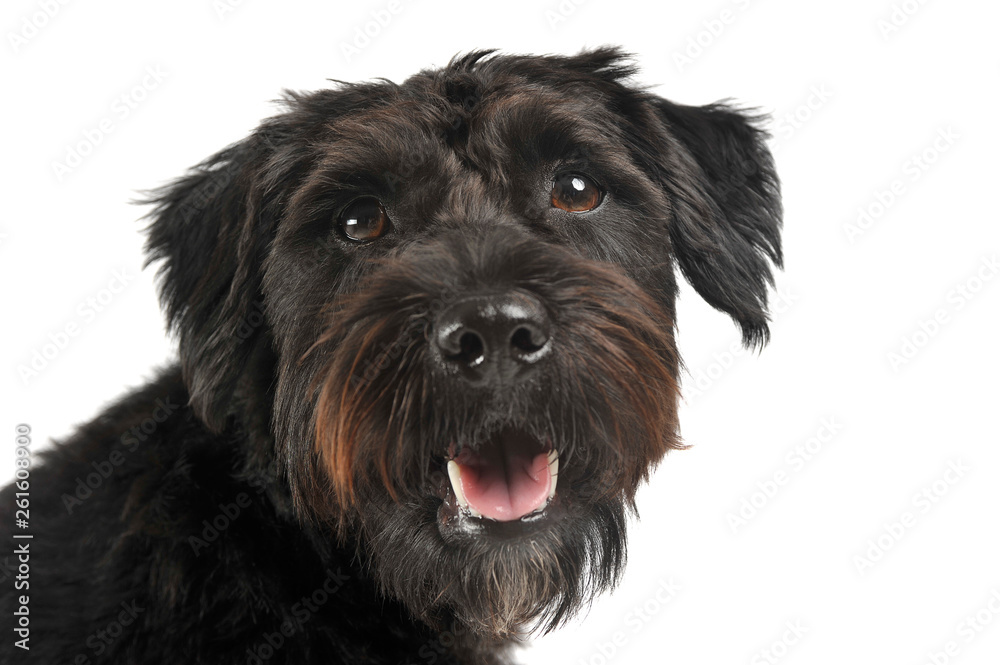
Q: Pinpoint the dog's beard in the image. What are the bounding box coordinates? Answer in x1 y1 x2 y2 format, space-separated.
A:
356 488 628 637
273 230 681 637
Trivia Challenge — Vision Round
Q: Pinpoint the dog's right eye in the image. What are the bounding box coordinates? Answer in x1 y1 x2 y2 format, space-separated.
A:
551 173 603 213
339 197 391 242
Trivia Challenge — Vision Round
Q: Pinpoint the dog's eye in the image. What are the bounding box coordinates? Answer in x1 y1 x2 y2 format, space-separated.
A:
551 173 602 213
339 197 391 242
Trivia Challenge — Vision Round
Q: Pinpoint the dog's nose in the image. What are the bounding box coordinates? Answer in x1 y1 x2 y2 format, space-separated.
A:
433 292 551 384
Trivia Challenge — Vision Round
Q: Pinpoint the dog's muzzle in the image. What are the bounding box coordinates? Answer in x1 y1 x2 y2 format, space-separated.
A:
306 229 680 535
430 291 557 522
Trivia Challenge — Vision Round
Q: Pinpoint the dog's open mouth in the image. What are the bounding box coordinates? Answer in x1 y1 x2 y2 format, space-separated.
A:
445 429 558 522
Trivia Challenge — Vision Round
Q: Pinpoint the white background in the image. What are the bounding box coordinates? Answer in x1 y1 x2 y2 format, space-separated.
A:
2 1 999 663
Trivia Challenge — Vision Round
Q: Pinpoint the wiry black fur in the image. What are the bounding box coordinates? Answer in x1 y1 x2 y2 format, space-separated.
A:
1 47 781 664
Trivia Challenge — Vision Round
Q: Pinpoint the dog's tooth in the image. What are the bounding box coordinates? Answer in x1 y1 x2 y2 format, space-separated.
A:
447 460 469 510
547 449 559 500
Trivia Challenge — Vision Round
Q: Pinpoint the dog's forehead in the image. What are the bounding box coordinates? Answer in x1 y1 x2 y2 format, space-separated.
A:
320 71 625 180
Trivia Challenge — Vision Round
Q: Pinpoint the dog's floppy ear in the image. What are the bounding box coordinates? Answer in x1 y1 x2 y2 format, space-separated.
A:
144 130 293 432
143 89 375 431
646 99 783 348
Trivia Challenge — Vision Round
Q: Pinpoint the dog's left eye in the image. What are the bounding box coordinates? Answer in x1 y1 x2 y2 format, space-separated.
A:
551 173 603 213
339 197 391 242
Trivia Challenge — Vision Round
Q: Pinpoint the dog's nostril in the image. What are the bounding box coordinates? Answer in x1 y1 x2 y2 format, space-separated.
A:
454 331 486 367
437 325 487 367
510 325 548 355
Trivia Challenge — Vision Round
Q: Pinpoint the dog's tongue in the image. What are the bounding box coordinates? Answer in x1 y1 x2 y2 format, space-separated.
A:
455 430 551 521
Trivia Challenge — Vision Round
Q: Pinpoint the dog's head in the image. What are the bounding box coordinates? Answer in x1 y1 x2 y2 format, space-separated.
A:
145 48 781 638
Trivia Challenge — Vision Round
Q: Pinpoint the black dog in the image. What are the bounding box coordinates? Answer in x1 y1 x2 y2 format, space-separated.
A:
1 48 781 664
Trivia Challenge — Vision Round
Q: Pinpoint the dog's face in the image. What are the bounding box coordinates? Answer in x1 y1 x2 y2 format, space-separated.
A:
146 49 781 638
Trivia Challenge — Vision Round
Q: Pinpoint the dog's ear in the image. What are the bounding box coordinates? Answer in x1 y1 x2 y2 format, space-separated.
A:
143 89 375 431
143 125 307 432
645 99 783 348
